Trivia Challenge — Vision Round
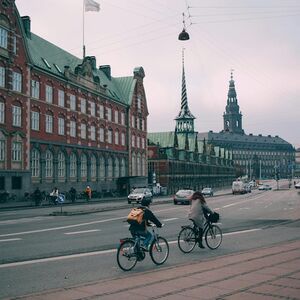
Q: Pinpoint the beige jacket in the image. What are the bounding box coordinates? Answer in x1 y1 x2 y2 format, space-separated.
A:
188 199 213 229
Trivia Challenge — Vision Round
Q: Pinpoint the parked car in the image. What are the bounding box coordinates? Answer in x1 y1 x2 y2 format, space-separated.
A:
295 182 300 189
258 184 272 191
173 189 194 205
232 180 247 194
201 187 214 197
127 187 152 204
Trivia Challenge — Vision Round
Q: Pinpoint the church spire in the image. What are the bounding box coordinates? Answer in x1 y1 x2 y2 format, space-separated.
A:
223 70 244 134
175 49 195 134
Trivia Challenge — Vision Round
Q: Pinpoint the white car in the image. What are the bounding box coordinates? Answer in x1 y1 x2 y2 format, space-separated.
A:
258 184 272 191
295 182 300 189
201 187 214 196
127 188 152 204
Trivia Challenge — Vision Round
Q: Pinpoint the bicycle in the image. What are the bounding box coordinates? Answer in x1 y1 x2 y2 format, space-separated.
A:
117 224 169 271
178 215 222 253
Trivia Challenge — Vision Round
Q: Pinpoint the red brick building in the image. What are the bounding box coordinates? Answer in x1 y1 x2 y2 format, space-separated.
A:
0 1 148 198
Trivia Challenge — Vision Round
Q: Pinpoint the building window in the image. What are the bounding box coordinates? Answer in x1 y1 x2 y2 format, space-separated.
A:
137 95 142 110
58 151 66 178
31 111 39 131
131 115 135 128
136 117 139 130
142 119 145 131
131 135 135 147
12 141 22 161
115 130 119 145
107 157 113 179
70 120 76 137
142 137 145 149
80 98 86 114
99 104 104 119
99 156 105 180
45 150 53 177
0 27 8 49
114 110 119 123
90 125 96 141
0 66 5 87
108 128 112 144
121 112 125 125
12 71 22 92
70 94 76 111
99 127 104 142
0 101 5 123
58 90 65 107
121 132 125 146
107 107 112 121
81 123 87 139
31 148 40 177
45 114 53 133
13 35 17 54
31 79 40 99
70 153 77 178
58 117 65 135
81 154 87 178
0 139 5 161
91 155 96 179
45 85 53 103
114 157 119 178
12 105 21 127
90 102 95 116
121 158 126 177
137 136 140 148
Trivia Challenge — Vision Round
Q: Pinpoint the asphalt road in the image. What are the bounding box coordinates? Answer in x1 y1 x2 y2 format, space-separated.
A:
0 181 299 298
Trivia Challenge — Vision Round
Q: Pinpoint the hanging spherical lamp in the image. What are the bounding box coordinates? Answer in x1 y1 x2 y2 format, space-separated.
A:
178 13 190 41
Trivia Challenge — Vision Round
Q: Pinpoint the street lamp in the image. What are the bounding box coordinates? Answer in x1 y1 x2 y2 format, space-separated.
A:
178 13 190 41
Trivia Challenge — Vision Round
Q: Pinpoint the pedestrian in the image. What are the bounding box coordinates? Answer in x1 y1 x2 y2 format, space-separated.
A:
33 187 42 206
69 187 77 203
188 191 214 248
85 185 92 202
50 187 59 205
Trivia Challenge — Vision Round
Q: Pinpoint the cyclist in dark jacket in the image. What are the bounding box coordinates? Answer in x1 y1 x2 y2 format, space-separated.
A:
129 198 162 250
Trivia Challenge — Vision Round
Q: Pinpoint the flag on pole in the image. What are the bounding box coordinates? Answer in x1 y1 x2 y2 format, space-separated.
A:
85 0 100 12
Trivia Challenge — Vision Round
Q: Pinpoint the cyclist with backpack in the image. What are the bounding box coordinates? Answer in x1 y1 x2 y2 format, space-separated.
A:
188 191 214 248
128 198 162 250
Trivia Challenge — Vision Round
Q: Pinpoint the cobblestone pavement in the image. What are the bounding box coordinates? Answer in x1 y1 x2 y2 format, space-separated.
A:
9 239 300 300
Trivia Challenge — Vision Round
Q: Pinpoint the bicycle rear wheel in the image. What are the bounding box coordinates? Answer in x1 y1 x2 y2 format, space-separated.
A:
150 237 169 265
177 227 197 253
117 240 137 271
205 224 222 250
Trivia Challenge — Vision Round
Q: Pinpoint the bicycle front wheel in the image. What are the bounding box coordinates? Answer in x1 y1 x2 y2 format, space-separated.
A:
177 227 197 253
117 240 138 271
205 224 222 250
150 237 169 265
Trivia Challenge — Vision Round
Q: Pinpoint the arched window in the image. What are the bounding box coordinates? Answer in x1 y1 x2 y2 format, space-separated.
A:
45 150 53 178
31 148 40 178
108 128 113 144
137 153 141 176
114 157 119 178
115 129 119 145
120 158 126 177
91 154 96 179
107 157 113 180
131 153 136 176
58 151 66 178
99 156 105 180
70 152 77 178
81 153 87 178
141 155 146 176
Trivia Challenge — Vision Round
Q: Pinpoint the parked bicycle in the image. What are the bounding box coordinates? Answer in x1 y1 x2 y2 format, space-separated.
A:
117 223 169 271
178 215 222 253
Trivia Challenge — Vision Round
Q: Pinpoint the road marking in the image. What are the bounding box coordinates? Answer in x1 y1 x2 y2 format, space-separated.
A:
0 216 54 225
64 229 101 235
0 238 22 242
222 193 266 208
0 227 262 269
162 218 178 222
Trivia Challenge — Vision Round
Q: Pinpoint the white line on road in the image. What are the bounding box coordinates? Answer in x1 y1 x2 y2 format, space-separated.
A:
0 227 261 269
162 218 178 222
64 229 101 235
0 216 54 225
0 238 22 242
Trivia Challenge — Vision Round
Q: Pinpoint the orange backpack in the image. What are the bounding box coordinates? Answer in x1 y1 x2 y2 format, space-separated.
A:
127 208 144 225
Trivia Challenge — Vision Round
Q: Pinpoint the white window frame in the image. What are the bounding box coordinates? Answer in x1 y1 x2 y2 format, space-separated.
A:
70 120 76 137
107 107 112 121
0 66 5 87
12 71 22 92
99 127 104 142
121 112 125 125
58 152 66 178
12 141 22 161
0 139 5 161
108 128 112 144
31 149 40 177
81 123 86 139
45 114 53 133
121 132 125 146
58 89 65 107
114 110 119 124
80 154 87 178
99 104 104 119
12 105 21 127
90 125 96 141
70 94 76 111
115 130 119 145
131 135 135 147
70 153 77 178
31 79 39 99
58 117 65 135
31 111 39 131
80 98 86 114
91 155 96 178
45 85 53 103
0 102 5 123
90 102 95 116
0 27 8 49
131 115 135 128
45 150 53 177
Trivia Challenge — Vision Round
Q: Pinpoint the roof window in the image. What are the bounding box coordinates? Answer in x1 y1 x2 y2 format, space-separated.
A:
42 58 51 69
54 64 62 73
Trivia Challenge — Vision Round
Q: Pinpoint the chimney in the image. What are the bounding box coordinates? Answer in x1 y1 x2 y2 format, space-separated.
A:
99 65 111 80
21 16 31 38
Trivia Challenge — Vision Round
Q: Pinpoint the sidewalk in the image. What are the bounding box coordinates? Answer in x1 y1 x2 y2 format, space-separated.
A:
11 239 300 300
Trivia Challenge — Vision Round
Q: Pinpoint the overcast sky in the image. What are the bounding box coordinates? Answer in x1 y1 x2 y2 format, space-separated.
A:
16 0 300 148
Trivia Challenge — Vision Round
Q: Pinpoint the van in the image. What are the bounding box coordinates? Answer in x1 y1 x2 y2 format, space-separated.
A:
232 181 247 194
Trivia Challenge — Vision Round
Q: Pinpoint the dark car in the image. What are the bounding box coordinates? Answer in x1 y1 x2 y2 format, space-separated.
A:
127 187 152 204
201 187 214 197
173 189 194 205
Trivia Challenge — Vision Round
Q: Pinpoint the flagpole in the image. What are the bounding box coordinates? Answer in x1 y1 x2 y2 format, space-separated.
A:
83 0 85 58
